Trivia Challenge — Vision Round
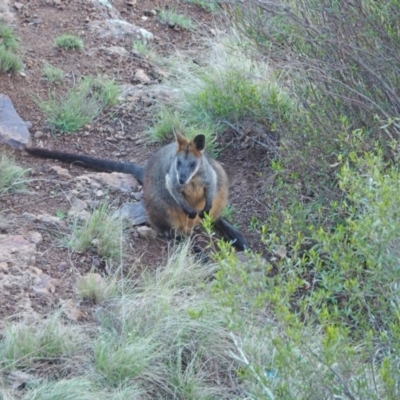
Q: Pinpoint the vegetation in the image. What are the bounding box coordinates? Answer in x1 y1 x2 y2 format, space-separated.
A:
42 63 64 83
184 0 219 12
1 0 400 398
0 21 22 72
0 244 248 398
0 153 27 195
158 8 196 30
37 76 120 132
68 202 126 263
55 34 83 50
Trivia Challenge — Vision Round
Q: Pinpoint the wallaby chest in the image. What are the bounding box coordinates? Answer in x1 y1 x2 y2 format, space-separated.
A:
181 176 206 210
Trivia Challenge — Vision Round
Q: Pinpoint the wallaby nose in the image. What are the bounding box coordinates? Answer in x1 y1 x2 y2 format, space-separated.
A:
179 177 186 185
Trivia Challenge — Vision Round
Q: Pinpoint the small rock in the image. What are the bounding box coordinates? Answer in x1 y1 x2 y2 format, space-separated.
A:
88 19 153 42
60 299 82 321
0 94 31 148
118 202 147 225
57 261 69 272
27 231 43 245
24 121 32 129
141 16 148 21
102 46 130 57
143 9 157 16
14 2 24 11
81 172 139 193
126 0 136 6
32 274 59 295
8 370 37 390
34 130 43 138
96 189 104 197
68 198 90 220
0 234 37 265
19 71 26 77
51 165 72 179
137 226 157 239
134 68 151 84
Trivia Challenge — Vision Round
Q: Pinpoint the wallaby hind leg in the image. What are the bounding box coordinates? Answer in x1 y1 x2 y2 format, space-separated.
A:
214 218 248 251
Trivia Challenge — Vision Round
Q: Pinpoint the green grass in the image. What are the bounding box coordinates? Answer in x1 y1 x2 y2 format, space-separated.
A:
0 22 19 50
68 202 126 263
37 76 120 132
0 45 22 72
158 8 196 30
75 273 118 303
55 34 83 50
0 153 27 194
42 63 64 83
0 314 83 370
132 40 157 60
185 0 219 12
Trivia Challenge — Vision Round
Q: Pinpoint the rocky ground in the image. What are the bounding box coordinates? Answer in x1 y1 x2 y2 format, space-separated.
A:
0 0 270 327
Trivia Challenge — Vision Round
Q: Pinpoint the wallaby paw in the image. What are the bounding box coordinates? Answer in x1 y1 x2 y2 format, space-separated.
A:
198 209 210 219
187 210 197 219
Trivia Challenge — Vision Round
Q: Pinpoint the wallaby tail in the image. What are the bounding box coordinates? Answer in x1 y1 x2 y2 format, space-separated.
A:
24 147 144 184
214 218 248 251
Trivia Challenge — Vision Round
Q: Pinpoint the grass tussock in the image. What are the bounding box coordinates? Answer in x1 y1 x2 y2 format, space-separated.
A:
0 21 21 73
55 34 83 50
0 314 84 370
68 202 126 263
37 76 120 132
158 9 196 30
185 0 219 13
42 63 64 83
0 153 28 195
0 46 22 72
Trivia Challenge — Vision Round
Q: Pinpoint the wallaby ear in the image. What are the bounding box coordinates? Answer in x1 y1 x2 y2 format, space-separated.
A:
174 131 189 148
193 134 206 152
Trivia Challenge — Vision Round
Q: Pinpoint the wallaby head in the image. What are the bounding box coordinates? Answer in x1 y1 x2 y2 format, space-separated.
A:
174 132 206 185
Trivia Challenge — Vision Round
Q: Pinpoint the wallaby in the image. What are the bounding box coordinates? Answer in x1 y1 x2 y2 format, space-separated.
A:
24 132 248 250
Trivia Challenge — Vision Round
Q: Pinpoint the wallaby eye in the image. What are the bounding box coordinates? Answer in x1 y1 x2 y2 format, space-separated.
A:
177 160 181 167
190 162 196 169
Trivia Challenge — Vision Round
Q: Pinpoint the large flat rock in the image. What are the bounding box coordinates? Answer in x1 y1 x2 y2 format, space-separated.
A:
0 94 31 148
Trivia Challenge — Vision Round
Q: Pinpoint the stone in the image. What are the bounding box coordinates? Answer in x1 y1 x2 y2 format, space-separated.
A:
27 231 43 245
60 299 83 321
102 45 130 57
8 370 37 390
81 172 139 193
88 19 153 42
34 130 43 138
0 0 14 22
68 198 90 220
118 201 147 225
57 261 68 272
22 212 67 228
0 94 31 148
32 274 59 294
51 165 72 179
137 226 157 239
134 68 151 84
0 234 37 265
